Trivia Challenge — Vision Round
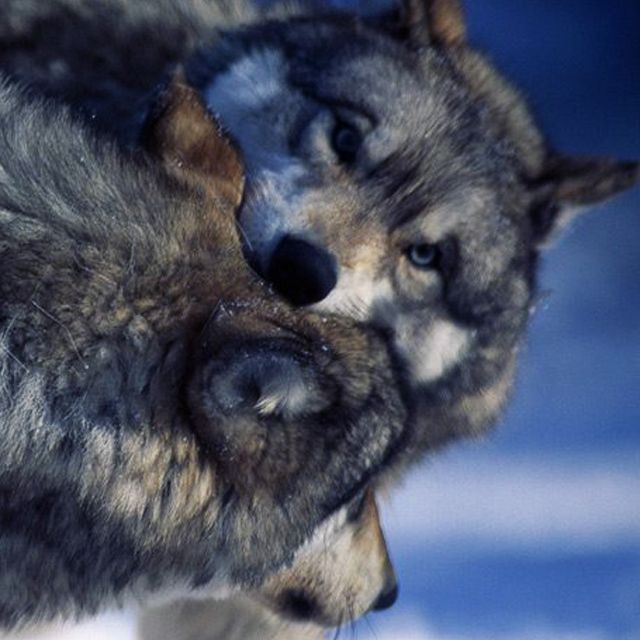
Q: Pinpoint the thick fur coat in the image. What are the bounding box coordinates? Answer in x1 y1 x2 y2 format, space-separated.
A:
0 78 406 629
0 0 637 635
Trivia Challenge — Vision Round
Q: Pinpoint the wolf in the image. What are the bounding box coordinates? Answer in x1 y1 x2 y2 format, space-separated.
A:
0 76 404 630
0 0 637 635
0 0 637 463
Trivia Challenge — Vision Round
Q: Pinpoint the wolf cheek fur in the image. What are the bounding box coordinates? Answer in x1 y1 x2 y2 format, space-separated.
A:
0 79 407 629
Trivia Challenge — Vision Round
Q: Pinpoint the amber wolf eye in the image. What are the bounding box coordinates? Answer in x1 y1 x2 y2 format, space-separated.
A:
407 243 440 269
331 122 362 163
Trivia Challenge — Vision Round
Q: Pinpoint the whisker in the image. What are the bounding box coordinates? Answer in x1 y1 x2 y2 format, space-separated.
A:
197 300 222 340
0 342 28 372
364 612 379 639
332 610 345 640
71 254 117 286
347 593 357 639
31 300 88 370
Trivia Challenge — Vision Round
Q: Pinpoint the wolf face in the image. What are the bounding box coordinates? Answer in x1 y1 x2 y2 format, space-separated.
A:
258 489 397 626
0 78 406 628
189 0 640 452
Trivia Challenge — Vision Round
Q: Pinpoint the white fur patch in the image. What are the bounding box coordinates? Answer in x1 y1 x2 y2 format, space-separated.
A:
314 272 393 320
204 49 286 114
237 159 308 267
297 504 350 556
396 317 471 384
143 575 238 608
204 48 315 264
254 371 310 418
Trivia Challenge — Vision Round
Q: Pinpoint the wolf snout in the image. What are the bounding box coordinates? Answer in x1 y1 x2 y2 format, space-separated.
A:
266 235 337 305
371 577 399 612
205 342 332 419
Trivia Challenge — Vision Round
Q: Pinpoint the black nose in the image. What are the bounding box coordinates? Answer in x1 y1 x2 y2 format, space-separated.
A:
266 235 337 306
371 580 399 612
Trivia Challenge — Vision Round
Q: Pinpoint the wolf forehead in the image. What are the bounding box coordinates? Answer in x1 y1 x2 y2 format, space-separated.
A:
196 23 540 181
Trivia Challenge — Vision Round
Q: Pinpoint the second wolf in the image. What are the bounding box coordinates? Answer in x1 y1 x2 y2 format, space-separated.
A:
0 76 405 630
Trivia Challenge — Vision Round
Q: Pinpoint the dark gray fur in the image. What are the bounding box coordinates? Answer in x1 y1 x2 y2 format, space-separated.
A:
0 79 407 629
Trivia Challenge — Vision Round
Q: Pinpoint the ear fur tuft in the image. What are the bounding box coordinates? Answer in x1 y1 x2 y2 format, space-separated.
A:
140 68 244 208
530 152 640 244
399 0 466 47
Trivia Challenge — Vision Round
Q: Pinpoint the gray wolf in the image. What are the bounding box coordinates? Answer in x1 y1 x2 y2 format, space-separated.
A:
0 77 404 630
0 0 637 462
0 0 637 635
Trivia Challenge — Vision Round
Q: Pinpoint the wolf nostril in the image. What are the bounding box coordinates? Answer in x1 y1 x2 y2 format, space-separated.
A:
281 589 318 621
371 581 399 612
267 235 337 306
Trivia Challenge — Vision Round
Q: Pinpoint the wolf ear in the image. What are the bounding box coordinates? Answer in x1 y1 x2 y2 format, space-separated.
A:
140 69 244 207
529 152 640 245
395 0 466 48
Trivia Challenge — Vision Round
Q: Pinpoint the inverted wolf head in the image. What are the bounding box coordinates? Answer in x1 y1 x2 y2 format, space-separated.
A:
0 78 406 628
188 0 639 454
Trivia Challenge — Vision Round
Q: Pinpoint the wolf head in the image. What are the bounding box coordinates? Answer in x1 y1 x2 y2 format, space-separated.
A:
187 0 639 453
0 77 406 626
141 490 395 636
253 489 397 627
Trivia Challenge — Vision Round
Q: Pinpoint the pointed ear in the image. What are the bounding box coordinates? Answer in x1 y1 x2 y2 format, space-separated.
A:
140 69 244 208
395 0 466 48
529 152 640 245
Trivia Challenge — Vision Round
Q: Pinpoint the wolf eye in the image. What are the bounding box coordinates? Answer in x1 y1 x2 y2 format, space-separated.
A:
331 123 361 163
407 243 439 269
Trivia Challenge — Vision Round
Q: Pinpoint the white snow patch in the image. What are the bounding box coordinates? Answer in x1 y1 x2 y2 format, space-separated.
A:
381 452 640 551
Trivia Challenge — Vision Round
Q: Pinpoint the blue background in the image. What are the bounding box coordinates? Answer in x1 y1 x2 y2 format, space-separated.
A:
352 1 640 638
